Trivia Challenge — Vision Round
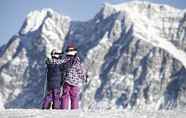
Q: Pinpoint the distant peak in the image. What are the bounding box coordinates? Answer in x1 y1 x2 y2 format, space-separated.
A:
19 8 62 35
103 1 180 13
96 0 182 22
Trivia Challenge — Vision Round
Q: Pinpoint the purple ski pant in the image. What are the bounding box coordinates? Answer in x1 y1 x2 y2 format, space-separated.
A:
61 82 80 109
42 89 61 109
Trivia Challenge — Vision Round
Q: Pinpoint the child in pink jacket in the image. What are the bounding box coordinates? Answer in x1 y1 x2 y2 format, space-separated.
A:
61 43 86 109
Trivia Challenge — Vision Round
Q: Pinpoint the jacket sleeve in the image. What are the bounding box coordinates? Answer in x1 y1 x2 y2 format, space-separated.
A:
76 60 86 80
45 57 50 64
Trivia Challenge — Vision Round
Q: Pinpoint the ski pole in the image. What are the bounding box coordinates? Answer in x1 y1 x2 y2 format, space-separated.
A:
43 60 48 99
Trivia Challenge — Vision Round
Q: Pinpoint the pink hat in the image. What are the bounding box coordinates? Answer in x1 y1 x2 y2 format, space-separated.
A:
66 42 77 52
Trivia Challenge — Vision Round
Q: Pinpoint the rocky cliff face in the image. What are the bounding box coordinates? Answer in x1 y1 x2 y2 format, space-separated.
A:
0 9 71 108
0 1 186 110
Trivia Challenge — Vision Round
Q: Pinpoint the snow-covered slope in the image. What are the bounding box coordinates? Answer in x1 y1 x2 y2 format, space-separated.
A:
0 1 186 110
0 109 186 118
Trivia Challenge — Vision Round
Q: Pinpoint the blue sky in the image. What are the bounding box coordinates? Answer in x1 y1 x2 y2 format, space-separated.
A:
0 0 186 46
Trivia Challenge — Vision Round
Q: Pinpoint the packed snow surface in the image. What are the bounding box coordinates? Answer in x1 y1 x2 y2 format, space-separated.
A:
0 109 186 118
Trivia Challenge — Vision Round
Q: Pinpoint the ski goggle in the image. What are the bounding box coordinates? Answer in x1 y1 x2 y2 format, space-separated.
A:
51 52 63 59
66 47 77 52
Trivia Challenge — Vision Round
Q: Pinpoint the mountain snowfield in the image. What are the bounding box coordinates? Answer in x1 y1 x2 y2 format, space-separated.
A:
0 1 186 113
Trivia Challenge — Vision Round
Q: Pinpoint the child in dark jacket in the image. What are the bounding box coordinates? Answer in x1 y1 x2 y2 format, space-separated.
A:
42 49 63 109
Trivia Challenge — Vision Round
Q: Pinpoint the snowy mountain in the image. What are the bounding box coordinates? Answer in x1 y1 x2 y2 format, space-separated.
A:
0 1 186 110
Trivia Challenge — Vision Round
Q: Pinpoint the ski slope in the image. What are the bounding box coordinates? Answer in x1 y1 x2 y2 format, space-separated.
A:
0 109 186 118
